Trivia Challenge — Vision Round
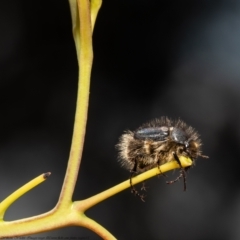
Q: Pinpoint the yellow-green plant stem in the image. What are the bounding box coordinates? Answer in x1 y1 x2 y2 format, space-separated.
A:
75 215 117 240
57 0 94 207
0 0 102 238
0 173 51 220
0 158 192 238
74 156 193 212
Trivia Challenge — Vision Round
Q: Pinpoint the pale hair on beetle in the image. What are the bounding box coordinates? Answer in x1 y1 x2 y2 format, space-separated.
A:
116 117 208 201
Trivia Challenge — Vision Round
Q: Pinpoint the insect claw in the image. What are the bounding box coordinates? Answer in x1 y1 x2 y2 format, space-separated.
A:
131 187 146 201
140 195 146 202
141 182 148 191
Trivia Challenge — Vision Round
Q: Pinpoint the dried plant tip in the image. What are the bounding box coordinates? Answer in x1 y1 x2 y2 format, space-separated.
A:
43 172 51 179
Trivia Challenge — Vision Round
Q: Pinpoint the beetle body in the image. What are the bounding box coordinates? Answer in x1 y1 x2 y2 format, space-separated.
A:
117 117 203 173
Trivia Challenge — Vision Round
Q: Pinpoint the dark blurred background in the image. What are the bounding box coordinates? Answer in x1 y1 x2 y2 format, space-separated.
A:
0 0 240 239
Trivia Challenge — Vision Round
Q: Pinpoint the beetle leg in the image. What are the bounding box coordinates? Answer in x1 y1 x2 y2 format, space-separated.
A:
130 160 146 201
166 152 187 191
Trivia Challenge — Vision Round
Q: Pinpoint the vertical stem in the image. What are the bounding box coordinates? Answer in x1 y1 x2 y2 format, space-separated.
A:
58 0 93 206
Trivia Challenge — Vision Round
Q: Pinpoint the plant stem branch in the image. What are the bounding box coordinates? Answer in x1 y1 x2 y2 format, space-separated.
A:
0 158 191 238
74 157 193 211
0 173 51 220
79 215 117 240
58 0 93 207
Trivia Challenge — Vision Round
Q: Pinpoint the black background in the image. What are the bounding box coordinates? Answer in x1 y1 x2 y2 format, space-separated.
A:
0 0 240 239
